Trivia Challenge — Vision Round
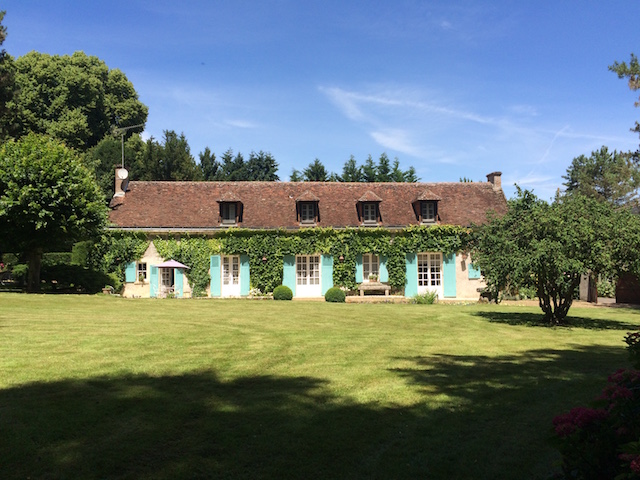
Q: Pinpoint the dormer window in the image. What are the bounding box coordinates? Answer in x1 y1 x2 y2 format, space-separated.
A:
296 190 320 226
420 201 437 224
299 202 317 224
357 191 383 226
218 194 243 226
413 189 441 225
362 202 378 225
222 202 237 225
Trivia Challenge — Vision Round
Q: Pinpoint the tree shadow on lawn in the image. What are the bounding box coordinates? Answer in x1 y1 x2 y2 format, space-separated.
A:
2 344 630 480
472 309 640 330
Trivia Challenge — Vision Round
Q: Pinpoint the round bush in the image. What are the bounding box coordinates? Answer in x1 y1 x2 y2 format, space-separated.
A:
324 287 346 303
273 285 293 301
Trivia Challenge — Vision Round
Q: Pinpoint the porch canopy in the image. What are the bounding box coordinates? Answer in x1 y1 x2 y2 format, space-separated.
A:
153 259 190 269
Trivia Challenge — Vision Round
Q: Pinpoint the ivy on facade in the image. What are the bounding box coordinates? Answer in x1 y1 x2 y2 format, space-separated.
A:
95 226 471 296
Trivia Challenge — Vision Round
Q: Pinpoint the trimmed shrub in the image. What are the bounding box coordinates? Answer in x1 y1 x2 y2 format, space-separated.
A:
41 252 73 267
412 291 438 304
41 264 121 294
325 287 346 303
273 285 293 301
625 332 640 369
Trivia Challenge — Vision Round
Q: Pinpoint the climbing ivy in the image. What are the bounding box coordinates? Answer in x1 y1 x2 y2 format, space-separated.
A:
105 226 471 294
86 231 149 282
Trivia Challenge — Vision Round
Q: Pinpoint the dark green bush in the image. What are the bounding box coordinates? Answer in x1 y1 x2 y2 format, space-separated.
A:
72 241 93 266
324 287 346 303
41 252 73 267
273 285 293 301
9 264 28 285
41 264 121 294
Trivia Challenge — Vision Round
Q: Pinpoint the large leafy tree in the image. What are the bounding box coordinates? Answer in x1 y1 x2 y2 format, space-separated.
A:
0 134 108 291
6 51 148 150
0 11 15 140
472 189 640 324
563 146 640 206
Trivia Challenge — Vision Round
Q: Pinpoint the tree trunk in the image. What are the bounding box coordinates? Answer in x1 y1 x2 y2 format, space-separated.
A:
26 247 42 293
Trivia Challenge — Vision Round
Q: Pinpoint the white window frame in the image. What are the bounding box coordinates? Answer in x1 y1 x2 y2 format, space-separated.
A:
418 253 442 288
299 202 316 224
362 203 378 225
137 262 147 281
421 201 436 224
296 255 320 286
222 256 240 286
362 254 379 282
221 202 237 225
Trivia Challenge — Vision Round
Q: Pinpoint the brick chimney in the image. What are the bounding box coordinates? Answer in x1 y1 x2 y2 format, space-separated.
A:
486 171 502 191
114 167 129 197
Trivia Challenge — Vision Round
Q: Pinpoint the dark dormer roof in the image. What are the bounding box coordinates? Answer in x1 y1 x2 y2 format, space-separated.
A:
108 181 507 231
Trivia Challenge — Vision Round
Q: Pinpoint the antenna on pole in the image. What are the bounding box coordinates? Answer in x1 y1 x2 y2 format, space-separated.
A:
113 122 145 168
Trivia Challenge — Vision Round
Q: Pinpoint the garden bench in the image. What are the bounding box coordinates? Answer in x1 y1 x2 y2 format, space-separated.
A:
358 282 391 296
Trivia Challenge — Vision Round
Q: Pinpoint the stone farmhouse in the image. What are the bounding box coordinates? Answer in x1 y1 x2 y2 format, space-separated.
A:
108 169 507 299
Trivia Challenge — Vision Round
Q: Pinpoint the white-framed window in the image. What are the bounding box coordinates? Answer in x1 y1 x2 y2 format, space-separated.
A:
296 255 320 285
418 253 442 287
221 202 237 225
362 202 378 224
421 201 436 223
222 256 240 285
137 262 147 281
363 254 379 282
299 202 316 224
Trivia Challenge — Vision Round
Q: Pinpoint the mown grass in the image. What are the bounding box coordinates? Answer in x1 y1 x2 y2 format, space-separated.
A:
1 294 639 479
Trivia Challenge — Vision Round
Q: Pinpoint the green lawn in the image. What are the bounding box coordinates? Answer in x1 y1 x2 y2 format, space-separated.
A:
2 294 639 479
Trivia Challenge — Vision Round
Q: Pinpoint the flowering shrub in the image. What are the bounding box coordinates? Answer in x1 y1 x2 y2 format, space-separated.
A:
626 332 640 369
553 368 640 479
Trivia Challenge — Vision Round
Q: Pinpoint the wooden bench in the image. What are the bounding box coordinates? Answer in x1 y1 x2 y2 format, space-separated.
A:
358 282 391 296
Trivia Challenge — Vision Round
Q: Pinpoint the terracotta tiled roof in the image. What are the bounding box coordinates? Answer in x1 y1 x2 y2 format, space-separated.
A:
358 190 383 202
296 190 320 202
108 181 507 231
415 188 442 201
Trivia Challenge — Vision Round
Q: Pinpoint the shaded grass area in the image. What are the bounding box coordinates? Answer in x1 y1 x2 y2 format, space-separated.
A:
1 295 639 479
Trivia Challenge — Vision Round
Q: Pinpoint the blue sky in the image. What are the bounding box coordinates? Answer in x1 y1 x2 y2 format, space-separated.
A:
3 1 640 199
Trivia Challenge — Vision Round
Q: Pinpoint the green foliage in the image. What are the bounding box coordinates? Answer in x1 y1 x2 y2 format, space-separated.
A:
303 158 328 181
153 237 217 297
625 332 640 369
41 252 73 267
0 133 108 291
40 264 121 293
472 188 640 324
324 287 346 303
411 291 438 304
10 263 27 284
596 277 616 298
86 231 149 284
0 10 15 141
273 285 293 300
212 149 279 181
7 51 147 150
71 241 93 266
610 53 640 138
563 146 640 206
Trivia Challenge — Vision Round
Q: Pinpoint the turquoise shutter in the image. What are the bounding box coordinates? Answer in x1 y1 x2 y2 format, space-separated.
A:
125 262 136 283
210 255 221 297
175 269 184 297
468 263 481 280
379 255 389 283
150 266 158 298
321 254 333 295
282 255 296 296
240 254 250 296
355 254 363 283
443 253 457 298
405 253 418 297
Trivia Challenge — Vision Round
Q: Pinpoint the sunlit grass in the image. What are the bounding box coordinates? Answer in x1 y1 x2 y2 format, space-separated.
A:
1 294 639 479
